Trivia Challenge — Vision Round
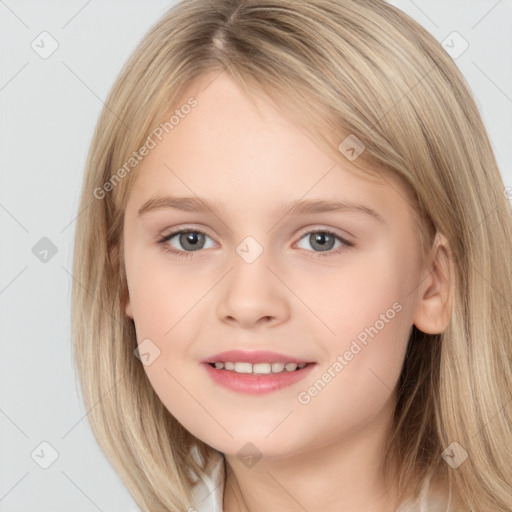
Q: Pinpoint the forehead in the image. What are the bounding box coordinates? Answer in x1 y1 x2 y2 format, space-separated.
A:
125 71 414 227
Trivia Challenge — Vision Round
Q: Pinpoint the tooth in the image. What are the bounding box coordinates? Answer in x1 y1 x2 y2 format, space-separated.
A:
271 362 285 373
253 363 272 374
216 361 308 373
234 362 253 373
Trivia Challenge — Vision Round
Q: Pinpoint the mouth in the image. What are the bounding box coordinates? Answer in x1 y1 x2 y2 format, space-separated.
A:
207 361 310 374
202 358 316 395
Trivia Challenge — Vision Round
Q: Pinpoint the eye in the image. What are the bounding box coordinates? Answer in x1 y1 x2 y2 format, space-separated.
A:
158 228 354 259
295 229 353 257
158 229 215 258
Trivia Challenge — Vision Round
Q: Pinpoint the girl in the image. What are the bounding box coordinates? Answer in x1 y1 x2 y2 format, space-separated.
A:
71 1 512 511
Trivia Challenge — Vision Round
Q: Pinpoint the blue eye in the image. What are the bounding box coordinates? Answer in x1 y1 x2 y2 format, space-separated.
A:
158 228 354 259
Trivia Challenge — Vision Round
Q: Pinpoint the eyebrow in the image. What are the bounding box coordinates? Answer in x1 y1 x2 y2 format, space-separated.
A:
137 195 385 224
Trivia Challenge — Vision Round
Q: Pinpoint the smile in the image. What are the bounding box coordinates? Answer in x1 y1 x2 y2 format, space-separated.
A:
203 361 315 395
209 361 308 374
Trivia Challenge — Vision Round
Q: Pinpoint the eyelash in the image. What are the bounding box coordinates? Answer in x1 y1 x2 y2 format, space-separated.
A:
157 228 354 259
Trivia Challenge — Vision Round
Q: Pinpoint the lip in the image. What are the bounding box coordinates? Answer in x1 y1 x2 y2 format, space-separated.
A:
201 350 316 395
202 350 312 365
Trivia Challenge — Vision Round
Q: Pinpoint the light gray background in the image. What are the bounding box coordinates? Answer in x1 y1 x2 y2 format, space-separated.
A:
1 1 511 511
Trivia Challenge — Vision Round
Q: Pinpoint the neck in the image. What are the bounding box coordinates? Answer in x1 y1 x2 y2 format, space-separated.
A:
222 398 401 512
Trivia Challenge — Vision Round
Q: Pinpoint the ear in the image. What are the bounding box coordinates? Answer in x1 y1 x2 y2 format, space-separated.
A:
110 243 134 320
125 295 134 319
412 232 453 334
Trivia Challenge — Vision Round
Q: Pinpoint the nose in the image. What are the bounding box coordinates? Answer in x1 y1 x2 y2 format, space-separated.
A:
216 249 290 329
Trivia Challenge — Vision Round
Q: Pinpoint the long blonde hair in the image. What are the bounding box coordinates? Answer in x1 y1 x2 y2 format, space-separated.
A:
72 0 512 510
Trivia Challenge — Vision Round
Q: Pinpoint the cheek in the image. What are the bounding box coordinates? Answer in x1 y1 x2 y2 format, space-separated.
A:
319 244 412 348
301 245 415 415
127 248 206 340
125 253 219 433
289 306 412 453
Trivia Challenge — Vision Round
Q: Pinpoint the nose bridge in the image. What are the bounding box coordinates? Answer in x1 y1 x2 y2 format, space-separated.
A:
235 234 267 266
229 233 276 292
216 233 289 326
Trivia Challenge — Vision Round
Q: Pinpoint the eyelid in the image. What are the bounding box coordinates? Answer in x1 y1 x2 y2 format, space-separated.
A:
294 225 354 243
159 224 217 241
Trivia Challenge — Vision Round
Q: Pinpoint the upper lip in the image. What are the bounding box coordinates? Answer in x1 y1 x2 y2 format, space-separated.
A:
202 350 313 365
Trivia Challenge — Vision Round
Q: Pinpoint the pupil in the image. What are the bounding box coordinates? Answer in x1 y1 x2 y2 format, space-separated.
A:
313 232 334 251
182 232 203 251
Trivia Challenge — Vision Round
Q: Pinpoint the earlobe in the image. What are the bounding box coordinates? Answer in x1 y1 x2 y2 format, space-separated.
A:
125 298 134 319
111 243 133 320
412 233 453 335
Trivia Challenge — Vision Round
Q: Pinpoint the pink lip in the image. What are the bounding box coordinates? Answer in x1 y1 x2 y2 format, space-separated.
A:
202 350 312 365
201 350 316 395
202 362 316 394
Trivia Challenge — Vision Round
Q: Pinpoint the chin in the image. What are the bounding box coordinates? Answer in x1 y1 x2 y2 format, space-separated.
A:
208 429 310 461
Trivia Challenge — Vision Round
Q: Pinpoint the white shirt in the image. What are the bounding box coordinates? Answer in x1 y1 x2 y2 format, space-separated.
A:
190 448 225 512
189 449 449 512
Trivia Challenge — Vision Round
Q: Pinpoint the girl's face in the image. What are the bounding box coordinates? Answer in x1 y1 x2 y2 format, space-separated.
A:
122 71 433 459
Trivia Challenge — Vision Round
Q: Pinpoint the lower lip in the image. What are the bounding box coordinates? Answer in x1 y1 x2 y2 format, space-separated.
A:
202 362 316 395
